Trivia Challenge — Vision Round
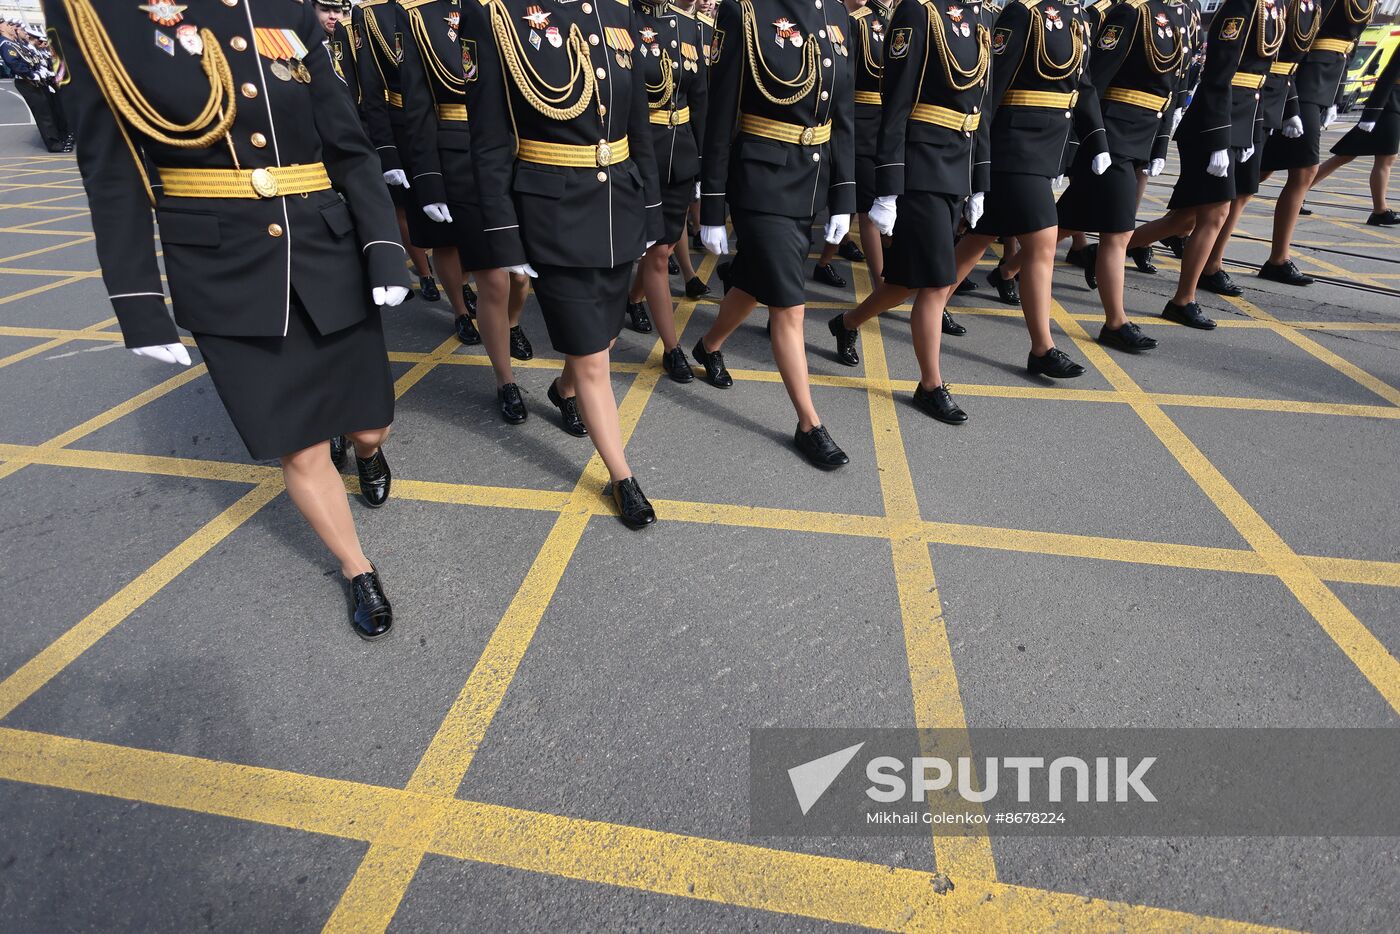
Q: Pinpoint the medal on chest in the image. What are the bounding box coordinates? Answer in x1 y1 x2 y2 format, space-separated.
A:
523 6 550 50
138 2 186 27
947 6 971 38
1154 11 1171 39
1044 6 1064 30
605 26 635 69
773 18 802 48
445 10 459 42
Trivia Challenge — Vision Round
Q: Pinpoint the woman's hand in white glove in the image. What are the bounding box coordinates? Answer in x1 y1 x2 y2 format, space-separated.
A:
508 263 540 278
423 203 453 223
823 214 851 245
700 224 730 256
1206 149 1230 177
1091 152 1112 175
132 343 192 366
964 192 985 228
1281 115 1304 138
372 286 410 307
1359 121 1377 133
868 196 897 235
383 169 409 188
1322 106 1338 129
1142 158 1166 177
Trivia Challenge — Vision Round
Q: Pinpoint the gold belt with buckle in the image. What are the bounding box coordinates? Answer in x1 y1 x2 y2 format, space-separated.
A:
910 103 980 132
649 105 691 127
854 90 882 106
1001 89 1078 109
1230 71 1267 90
437 103 468 122
1270 61 1299 76
739 114 832 146
1313 38 1353 55
1103 87 1170 113
157 163 333 199
386 89 404 108
516 137 630 168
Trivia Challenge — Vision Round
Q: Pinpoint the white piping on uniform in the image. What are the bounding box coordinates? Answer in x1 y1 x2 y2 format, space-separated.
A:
362 240 406 252
109 291 165 298
242 0 293 337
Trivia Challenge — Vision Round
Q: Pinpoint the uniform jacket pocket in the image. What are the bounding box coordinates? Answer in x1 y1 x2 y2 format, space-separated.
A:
738 139 788 166
320 199 355 238
514 166 566 198
156 209 220 247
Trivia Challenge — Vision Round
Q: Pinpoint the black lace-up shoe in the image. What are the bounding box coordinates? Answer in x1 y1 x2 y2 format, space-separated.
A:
955 276 977 295
794 424 850 469
1367 210 1400 226
1080 243 1099 291
1128 246 1157 273
668 255 680 275
454 313 481 345
1098 321 1158 354
986 266 1020 305
329 434 348 471
912 383 968 424
547 379 588 436
498 383 528 424
625 300 653 333
1162 300 1217 330
347 567 393 641
942 310 967 336
509 325 534 360
1027 347 1086 379
813 262 847 288
691 339 733 387
662 346 695 383
462 283 478 314
418 274 440 302
838 239 865 262
1198 269 1243 296
685 276 710 297
611 477 656 529
1160 235 1186 258
1065 245 1093 269
356 448 392 507
1258 259 1314 286
828 312 859 367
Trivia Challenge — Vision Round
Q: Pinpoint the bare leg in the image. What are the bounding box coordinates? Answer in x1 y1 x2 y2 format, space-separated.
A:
857 213 883 282
1311 153 1353 188
769 304 822 431
910 287 947 389
675 230 697 282
435 246 470 317
1203 194 1250 276
1370 154 1395 212
639 241 681 351
281 438 382 578
702 286 759 351
1128 208 1195 250
1173 203 1231 305
507 273 528 327
1096 230 1132 328
1016 227 1059 354
953 232 997 282
816 239 840 266
1068 231 1089 251
564 351 633 483
395 206 431 277
1268 164 1317 264
471 267 515 387
845 281 913 329
1000 236 1023 278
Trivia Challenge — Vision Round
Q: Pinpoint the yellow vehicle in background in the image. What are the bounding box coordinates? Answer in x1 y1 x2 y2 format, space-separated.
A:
1340 25 1400 112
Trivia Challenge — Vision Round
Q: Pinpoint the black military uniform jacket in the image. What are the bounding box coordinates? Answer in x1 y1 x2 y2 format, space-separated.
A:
1293 0 1376 108
1260 0 1320 127
1223 0 1285 148
1357 40 1399 122
851 0 889 161
465 0 664 268
329 19 364 111
700 0 857 225
1172 0 1255 152
1089 0 1191 161
635 0 709 185
695 4 716 85
397 0 481 208
876 0 996 197
986 0 1108 177
43 0 407 349
352 0 414 174
1 35 46 85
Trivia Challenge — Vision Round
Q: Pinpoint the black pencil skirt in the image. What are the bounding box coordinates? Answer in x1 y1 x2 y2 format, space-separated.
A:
396 186 457 250
728 210 814 308
1056 156 1143 233
855 152 878 214
193 294 394 462
660 174 697 245
531 262 632 356
1234 125 1269 197
1262 101 1324 171
1332 109 1400 157
977 172 1058 237
882 191 959 289
1168 141 1237 209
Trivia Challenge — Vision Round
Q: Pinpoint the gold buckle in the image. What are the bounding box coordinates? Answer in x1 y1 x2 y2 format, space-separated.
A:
596 140 614 167
961 113 978 132
249 167 278 198
1068 90 1079 109
799 126 816 146
669 110 681 127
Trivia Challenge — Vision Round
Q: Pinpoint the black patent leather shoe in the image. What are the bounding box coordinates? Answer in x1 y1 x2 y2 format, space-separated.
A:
462 283 478 315
1258 259 1314 286
1367 210 1400 227
986 266 1020 305
547 379 588 436
955 276 977 295
329 434 349 471
1080 243 1099 291
1298 205 1312 216
509 325 534 360
454 313 481 345
828 312 860 367
1098 321 1158 354
1027 347 1086 379
626 301 653 333
685 276 711 297
1160 235 1187 259
347 568 393 641
498 382 528 424
691 339 733 387
1198 269 1243 296
357 448 392 507
662 346 695 383
418 274 441 302
912 383 968 425
611 476 656 529
942 310 967 336
668 255 680 275
1128 246 1157 274
691 230 704 252
794 424 850 469
813 263 847 288
1162 300 1217 330
1065 246 1093 269
838 239 865 262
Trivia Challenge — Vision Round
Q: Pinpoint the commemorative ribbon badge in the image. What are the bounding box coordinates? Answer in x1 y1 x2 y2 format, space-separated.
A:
605 26 634 69
254 27 311 82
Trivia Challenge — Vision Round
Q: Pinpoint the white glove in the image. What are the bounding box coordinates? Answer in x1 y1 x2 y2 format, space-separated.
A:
1053 175 1067 190
645 240 657 250
132 342 192 366
700 224 729 255
1142 157 1165 177
964 191 985 228
507 263 539 278
1359 121 1376 133
823 214 850 245
372 285 409 307
868 195 897 236
1206 149 1230 178
1170 107 1184 135
383 169 409 188
1281 115 1303 139
1241 145 1255 163
423 202 453 223
1322 105 1338 129
694 181 701 200
1091 152 1112 175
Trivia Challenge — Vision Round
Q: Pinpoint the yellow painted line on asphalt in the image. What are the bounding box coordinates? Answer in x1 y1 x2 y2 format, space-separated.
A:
0 325 126 341
1054 302 1400 715
0 728 1281 933
0 266 103 277
0 274 91 310
855 264 996 882
656 498 892 539
0 482 284 718
0 234 93 265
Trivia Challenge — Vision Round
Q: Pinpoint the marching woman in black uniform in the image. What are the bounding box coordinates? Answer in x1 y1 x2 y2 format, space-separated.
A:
623 0 709 383
697 0 857 468
398 0 534 424
466 0 665 527
46 0 412 638
946 0 1109 379
1056 0 1190 354
1125 0 1263 331
1311 47 1400 226
1259 0 1377 285
826 0 994 424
